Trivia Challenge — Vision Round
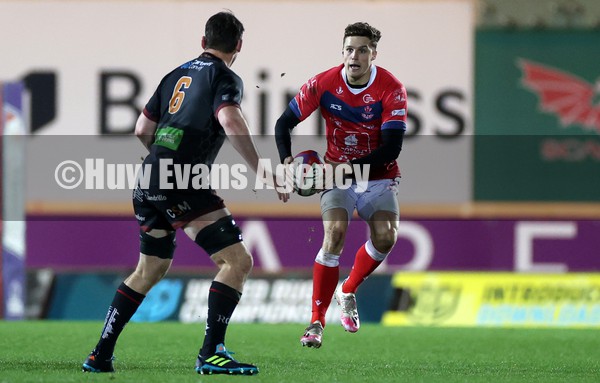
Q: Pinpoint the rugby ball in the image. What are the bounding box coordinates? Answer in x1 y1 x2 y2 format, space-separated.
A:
292 150 325 197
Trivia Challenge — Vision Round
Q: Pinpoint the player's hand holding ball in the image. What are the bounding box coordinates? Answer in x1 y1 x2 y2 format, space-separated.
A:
289 150 326 197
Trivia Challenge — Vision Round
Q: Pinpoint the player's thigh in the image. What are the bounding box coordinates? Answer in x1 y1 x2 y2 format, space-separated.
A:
183 209 249 269
182 207 232 239
139 228 177 258
133 192 178 262
322 208 350 236
164 189 226 230
136 186 226 231
133 187 173 232
356 179 400 222
320 186 356 222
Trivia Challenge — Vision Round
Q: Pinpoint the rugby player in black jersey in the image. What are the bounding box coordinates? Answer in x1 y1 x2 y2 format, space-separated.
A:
82 11 287 376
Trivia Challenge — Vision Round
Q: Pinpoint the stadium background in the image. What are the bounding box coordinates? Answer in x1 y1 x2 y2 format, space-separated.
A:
1 0 599 329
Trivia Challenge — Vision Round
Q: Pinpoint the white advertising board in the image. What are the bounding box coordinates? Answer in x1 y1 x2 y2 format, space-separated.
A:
0 1 473 206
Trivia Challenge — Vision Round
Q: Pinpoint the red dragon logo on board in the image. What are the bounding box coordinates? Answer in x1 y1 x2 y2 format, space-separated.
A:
518 59 600 134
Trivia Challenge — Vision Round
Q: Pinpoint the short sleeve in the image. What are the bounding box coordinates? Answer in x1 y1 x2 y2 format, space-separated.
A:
143 86 162 122
381 83 408 131
289 75 321 122
213 72 243 117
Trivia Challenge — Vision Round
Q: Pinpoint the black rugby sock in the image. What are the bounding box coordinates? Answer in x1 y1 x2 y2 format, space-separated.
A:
200 281 241 357
94 282 145 358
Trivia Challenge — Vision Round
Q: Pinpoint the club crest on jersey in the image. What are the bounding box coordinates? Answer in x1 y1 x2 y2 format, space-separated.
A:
363 94 375 103
336 86 344 95
362 105 374 120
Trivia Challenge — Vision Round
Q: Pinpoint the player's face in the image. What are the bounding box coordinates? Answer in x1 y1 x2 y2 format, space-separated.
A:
342 36 377 85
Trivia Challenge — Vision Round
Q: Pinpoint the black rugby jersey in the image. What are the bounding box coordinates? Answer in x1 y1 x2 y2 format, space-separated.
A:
142 52 243 166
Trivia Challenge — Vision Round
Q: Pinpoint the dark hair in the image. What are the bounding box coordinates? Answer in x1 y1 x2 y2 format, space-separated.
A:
204 11 245 53
344 22 381 48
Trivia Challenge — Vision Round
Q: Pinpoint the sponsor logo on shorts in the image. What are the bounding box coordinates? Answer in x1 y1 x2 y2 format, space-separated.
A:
166 201 192 219
133 187 145 202
146 194 167 201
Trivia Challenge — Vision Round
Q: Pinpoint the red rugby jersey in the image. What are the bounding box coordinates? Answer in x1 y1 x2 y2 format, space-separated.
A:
290 64 407 180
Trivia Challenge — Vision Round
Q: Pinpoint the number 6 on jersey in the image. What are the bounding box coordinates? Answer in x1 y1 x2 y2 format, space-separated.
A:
169 76 192 114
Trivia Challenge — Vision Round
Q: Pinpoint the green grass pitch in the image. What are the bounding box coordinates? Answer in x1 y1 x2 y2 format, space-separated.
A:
0 321 598 382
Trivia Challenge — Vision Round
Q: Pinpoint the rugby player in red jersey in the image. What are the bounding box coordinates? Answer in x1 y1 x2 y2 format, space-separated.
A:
275 22 408 348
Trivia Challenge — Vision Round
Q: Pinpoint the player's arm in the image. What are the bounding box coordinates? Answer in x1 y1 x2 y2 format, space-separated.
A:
349 128 404 167
351 83 407 168
136 81 163 151
219 105 290 201
134 112 158 151
274 106 301 164
218 105 262 173
275 76 320 164
213 74 265 171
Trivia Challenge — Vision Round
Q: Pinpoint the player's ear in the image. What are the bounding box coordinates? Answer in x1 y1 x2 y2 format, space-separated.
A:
371 48 377 61
236 39 243 52
201 36 207 49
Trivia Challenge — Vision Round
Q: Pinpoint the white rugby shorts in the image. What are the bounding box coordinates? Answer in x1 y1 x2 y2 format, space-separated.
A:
320 178 400 221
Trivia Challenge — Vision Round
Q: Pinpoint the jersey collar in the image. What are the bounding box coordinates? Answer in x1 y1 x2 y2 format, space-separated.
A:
199 52 223 62
341 65 377 95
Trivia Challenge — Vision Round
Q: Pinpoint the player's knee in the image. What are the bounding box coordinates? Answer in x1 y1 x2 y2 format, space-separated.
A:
212 247 253 278
140 230 177 259
371 228 397 253
152 261 172 280
194 215 243 255
234 250 253 276
138 266 169 287
130 257 171 292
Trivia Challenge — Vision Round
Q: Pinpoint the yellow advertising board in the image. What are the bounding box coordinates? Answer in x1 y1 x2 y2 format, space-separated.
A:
382 273 600 328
